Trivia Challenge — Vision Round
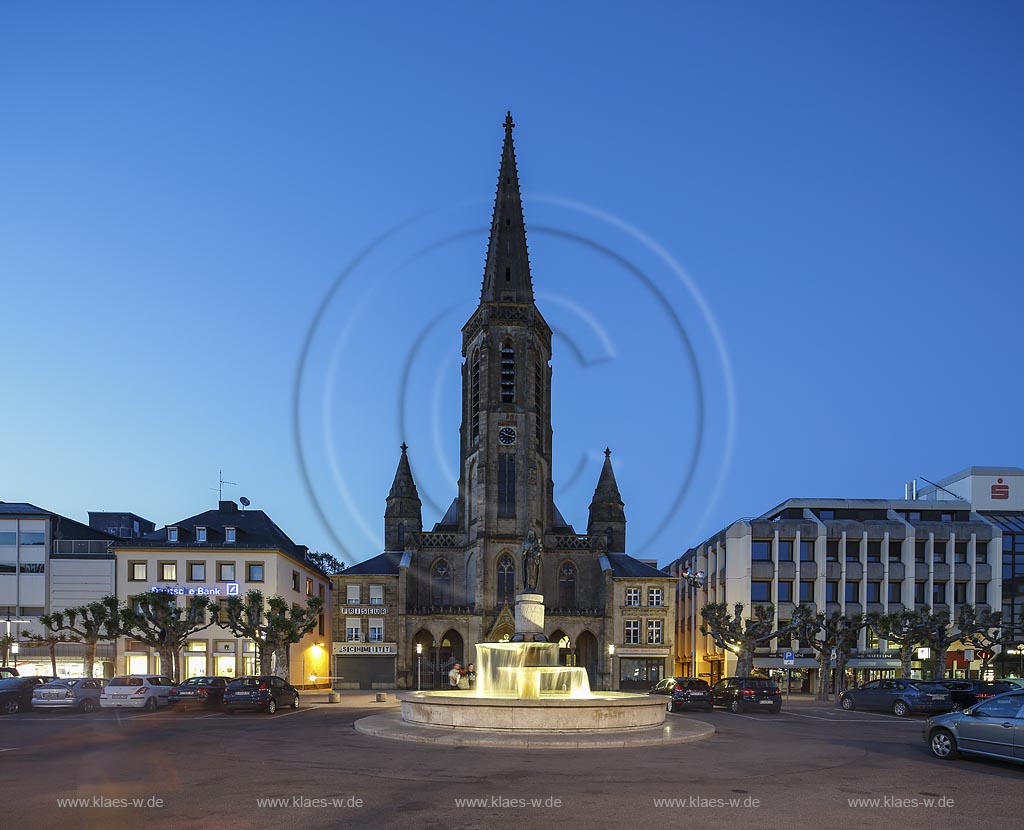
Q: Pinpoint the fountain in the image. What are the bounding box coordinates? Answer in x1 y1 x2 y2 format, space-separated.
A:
355 534 714 746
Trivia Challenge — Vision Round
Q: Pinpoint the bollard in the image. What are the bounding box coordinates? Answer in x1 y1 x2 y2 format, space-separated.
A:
375 692 387 703
328 692 341 704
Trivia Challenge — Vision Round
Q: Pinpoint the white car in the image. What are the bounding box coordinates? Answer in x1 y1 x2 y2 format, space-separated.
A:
100 675 175 711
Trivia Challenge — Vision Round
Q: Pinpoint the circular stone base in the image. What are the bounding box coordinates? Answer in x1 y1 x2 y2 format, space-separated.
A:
354 712 715 749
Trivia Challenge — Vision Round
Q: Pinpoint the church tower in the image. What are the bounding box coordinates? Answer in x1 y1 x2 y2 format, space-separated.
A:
459 113 554 543
384 443 422 551
588 448 627 552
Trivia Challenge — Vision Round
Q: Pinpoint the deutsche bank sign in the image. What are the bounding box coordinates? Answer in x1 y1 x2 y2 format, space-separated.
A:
150 583 240 597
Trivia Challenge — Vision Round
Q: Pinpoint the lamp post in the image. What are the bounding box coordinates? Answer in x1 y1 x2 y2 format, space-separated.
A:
679 567 705 678
416 643 423 691
1017 644 1023 678
607 643 615 692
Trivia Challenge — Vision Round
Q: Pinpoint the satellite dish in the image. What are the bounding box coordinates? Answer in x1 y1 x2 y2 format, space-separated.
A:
239 497 251 509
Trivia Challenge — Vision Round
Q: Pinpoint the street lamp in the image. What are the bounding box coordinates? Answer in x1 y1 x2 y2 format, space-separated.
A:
680 566 705 678
1017 644 1024 678
416 642 423 691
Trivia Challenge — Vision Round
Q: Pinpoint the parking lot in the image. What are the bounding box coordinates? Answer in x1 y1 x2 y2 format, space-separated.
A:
1 696 1019 830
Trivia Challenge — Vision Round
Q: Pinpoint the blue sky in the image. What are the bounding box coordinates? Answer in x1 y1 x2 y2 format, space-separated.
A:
2 2 1022 565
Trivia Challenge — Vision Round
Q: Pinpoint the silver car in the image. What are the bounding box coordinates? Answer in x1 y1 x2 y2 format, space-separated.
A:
100 675 174 711
924 690 1024 764
32 678 104 713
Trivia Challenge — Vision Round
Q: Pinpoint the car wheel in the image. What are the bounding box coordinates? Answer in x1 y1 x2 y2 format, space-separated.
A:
144 697 158 713
840 696 855 711
1 700 19 715
81 699 98 714
291 694 299 710
267 697 277 714
929 728 959 760
893 700 910 718
666 699 675 713
730 699 741 714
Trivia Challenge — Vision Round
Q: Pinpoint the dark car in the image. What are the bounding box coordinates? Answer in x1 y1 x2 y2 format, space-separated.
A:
170 676 230 708
668 678 713 712
222 676 299 714
924 690 1024 764
840 678 951 717
930 679 1013 712
0 676 45 714
711 677 781 713
649 677 677 696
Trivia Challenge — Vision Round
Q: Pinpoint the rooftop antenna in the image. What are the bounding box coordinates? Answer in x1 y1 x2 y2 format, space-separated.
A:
210 470 237 502
239 497 251 511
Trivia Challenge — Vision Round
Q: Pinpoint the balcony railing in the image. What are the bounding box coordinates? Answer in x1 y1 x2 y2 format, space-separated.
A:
53 540 113 555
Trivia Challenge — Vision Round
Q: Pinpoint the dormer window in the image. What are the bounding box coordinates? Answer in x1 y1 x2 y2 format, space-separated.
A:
225 527 236 544
195 527 207 543
167 527 178 543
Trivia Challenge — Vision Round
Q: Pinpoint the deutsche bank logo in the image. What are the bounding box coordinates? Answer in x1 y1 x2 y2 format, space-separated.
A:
226 583 240 596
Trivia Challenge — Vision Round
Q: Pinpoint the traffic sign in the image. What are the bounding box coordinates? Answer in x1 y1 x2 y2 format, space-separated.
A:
783 650 795 666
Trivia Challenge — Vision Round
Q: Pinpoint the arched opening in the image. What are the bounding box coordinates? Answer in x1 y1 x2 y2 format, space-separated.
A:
412 629 436 690
577 630 599 690
558 561 577 609
496 554 515 606
431 559 453 606
438 629 465 687
550 629 575 667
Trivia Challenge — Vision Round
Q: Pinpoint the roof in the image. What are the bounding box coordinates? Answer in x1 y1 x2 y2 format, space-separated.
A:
0 502 118 542
981 513 1024 534
605 553 674 579
0 502 50 516
339 551 404 576
116 500 324 575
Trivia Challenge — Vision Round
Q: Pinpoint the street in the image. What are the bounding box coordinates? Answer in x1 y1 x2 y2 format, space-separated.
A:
0 694 1019 830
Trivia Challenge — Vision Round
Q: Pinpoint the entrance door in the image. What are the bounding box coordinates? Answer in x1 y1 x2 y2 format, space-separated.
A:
184 655 207 678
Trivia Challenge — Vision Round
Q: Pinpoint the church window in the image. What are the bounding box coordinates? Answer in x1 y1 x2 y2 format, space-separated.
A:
431 559 453 606
501 342 515 402
605 527 613 548
505 266 511 282
558 562 577 608
397 522 405 546
498 455 516 516
497 555 515 605
534 362 543 445
471 350 481 441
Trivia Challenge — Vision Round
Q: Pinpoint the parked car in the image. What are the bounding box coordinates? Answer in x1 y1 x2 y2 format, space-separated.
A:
668 678 713 712
32 678 104 713
0 676 45 714
840 678 951 717
995 677 1024 690
0 667 19 679
711 677 781 713
99 675 175 711
931 679 1013 711
222 675 299 714
925 689 1024 764
170 676 230 708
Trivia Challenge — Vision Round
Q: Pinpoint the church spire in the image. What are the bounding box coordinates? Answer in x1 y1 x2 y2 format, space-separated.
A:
385 442 422 550
588 448 626 552
480 111 534 305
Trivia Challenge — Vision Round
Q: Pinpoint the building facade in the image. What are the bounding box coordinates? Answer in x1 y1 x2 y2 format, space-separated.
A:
112 500 332 687
669 497 1002 688
1 502 123 677
332 115 676 692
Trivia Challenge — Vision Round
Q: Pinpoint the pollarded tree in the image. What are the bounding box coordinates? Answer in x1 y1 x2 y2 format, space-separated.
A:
958 606 1021 676
700 602 792 676
120 591 216 681
868 609 930 677
24 630 80 677
791 607 866 701
39 596 121 679
217 590 325 680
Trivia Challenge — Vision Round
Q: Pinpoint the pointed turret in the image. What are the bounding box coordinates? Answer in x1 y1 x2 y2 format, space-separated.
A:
385 443 422 550
588 448 626 552
480 111 533 305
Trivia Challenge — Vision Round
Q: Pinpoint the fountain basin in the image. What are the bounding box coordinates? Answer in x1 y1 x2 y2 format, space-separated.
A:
398 690 667 732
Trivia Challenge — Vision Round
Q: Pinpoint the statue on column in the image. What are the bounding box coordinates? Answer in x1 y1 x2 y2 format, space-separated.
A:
521 530 543 593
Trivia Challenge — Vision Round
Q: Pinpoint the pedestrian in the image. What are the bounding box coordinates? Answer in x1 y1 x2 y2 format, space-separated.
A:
457 666 470 691
448 662 462 688
466 663 476 689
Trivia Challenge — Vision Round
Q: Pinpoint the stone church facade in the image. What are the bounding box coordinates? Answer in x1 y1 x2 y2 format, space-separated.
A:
332 115 675 692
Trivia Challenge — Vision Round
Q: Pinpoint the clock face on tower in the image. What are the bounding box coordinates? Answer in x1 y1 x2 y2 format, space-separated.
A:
498 426 517 446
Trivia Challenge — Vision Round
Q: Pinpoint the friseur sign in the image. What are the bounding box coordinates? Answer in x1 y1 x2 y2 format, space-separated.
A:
342 606 388 615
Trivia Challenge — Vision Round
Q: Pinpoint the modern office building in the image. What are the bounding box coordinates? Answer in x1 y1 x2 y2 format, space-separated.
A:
111 500 332 687
669 497 1002 688
333 115 676 692
88 511 156 540
0 501 120 676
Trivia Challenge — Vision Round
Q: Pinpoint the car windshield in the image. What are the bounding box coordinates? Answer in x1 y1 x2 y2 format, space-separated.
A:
682 680 710 690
